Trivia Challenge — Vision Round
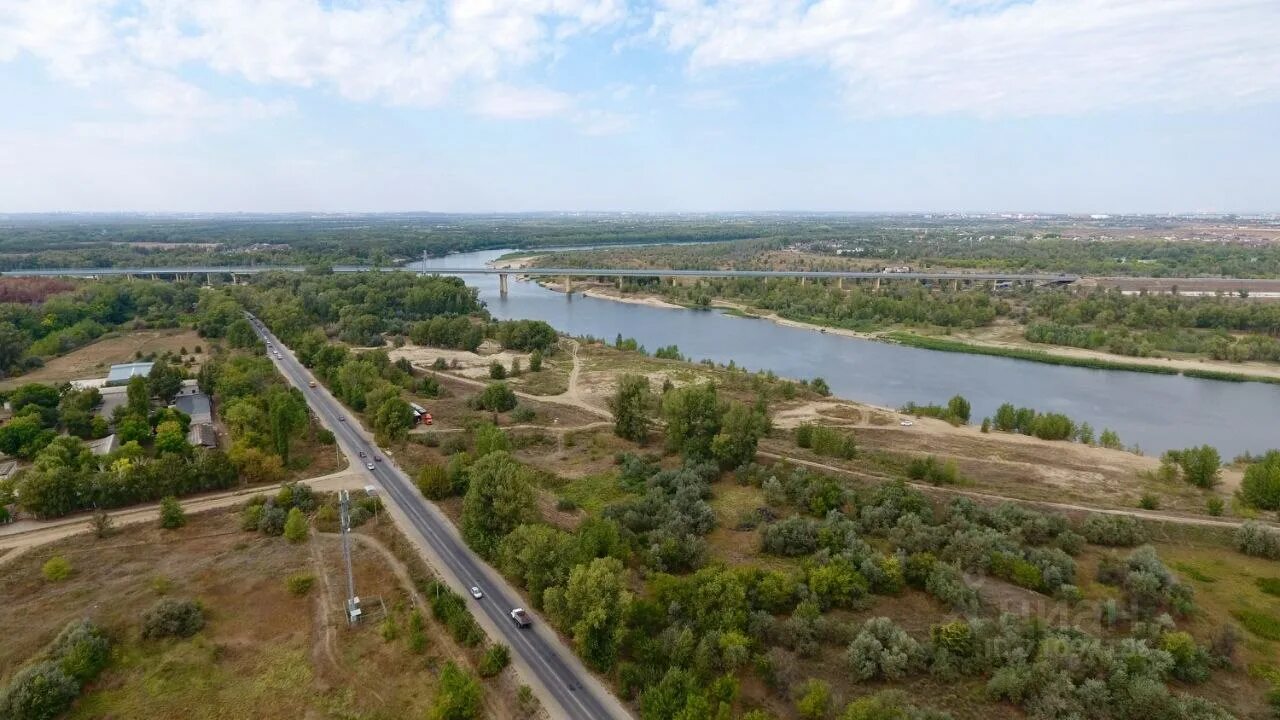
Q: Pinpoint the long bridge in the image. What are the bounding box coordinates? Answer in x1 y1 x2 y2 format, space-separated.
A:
0 264 1079 294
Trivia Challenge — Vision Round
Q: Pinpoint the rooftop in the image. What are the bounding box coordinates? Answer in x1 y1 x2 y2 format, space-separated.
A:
105 362 154 385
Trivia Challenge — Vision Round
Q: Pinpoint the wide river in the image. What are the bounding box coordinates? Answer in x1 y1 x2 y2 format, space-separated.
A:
412 249 1279 458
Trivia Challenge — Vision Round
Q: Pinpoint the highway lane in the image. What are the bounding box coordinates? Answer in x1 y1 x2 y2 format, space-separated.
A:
246 314 630 720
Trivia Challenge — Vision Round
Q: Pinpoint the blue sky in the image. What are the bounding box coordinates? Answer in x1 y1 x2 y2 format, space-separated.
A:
0 0 1277 213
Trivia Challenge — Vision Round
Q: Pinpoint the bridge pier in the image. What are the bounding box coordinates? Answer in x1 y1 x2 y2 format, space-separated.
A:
837 277 844 290
874 277 881 291
563 275 571 295
499 273 508 296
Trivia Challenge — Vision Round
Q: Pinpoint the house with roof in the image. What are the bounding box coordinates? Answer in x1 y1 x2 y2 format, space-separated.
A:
105 362 154 386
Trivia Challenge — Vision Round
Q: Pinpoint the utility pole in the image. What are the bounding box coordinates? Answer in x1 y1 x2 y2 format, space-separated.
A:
339 490 361 625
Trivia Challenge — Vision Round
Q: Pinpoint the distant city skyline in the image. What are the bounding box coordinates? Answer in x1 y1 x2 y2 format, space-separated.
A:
1 1 1278 213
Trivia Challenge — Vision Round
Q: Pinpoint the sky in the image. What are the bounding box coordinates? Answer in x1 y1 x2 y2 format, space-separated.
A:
0 0 1278 214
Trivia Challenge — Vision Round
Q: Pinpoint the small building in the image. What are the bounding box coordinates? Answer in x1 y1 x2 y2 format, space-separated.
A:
87 434 120 456
0 460 17 482
105 362 154 386
187 423 218 448
174 392 213 426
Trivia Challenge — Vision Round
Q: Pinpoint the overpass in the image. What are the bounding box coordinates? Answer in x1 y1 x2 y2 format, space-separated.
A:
0 264 1079 293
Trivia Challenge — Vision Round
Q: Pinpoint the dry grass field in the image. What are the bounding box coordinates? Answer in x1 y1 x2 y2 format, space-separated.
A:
0 328 208 390
0 506 526 719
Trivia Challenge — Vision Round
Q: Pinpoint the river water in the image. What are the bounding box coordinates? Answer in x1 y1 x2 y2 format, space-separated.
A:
412 250 1279 458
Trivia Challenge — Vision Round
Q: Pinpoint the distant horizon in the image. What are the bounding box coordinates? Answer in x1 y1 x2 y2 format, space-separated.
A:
3 210 1279 220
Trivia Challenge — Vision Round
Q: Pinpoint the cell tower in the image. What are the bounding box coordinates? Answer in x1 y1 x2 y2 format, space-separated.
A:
339 489 362 624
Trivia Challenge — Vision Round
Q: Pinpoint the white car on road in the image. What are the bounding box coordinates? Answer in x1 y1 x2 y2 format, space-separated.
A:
470 586 484 599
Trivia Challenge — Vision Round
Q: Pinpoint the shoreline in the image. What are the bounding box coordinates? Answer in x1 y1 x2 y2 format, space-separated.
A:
549 283 1280 385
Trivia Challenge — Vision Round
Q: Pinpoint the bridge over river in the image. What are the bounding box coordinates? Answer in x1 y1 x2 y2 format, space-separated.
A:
1 264 1079 293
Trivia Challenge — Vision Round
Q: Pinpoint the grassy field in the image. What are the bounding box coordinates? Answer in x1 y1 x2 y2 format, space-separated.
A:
0 506 523 719
1 328 208 390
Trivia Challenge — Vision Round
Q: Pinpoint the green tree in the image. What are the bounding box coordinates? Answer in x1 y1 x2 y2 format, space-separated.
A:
372 394 415 443
529 349 543 372
710 402 769 469
609 374 652 444
159 496 186 529
148 359 185 404
474 382 517 412
267 388 309 464
497 524 577 604
474 422 510 456
417 464 452 499
461 452 536 557
795 678 832 720
661 383 722 461
428 661 483 720
1175 445 1221 489
283 507 308 543
125 375 151 417
543 557 632 671
42 555 72 581
946 395 971 424
1242 450 1280 510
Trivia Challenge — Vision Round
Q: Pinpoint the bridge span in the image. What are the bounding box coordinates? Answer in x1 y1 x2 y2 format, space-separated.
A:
1 264 1079 289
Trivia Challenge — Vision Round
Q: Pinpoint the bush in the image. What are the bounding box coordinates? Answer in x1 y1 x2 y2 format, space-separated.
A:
478 644 511 678
473 382 517 412
1138 493 1160 510
761 516 819 556
1236 522 1280 560
488 361 507 380
846 617 924 681
511 406 536 423
406 610 427 654
1080 514 1147 547
283 507 308 543
417 464 452 499
141 598 205 639
428 661 482 720
51 619 110 683
795 678 832 720
1206 497 1224 516
286 573 315 596
0 662 80 720
905 455 959 484
41 556 71 582
1241 451 1280 510
159 496 186 530
925 563 980 613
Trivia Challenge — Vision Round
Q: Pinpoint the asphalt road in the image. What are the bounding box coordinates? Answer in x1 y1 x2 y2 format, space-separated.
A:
247 314 630 720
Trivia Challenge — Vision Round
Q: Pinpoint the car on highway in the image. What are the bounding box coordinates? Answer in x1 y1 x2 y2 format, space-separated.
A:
470 586 484 599
365 462 375 470
308 381 316 388
510 608 531 628
338 416 345 422
374 455 382 462
358 451 366 458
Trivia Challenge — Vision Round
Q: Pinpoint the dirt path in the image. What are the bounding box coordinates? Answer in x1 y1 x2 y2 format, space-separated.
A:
758 451 1276 531
0 469 366 552
308 534 343 678
433 338 611 420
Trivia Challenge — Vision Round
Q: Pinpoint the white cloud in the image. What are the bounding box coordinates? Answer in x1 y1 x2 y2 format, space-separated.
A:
0 0 627 130
651 0 1280 116
472 83 574 118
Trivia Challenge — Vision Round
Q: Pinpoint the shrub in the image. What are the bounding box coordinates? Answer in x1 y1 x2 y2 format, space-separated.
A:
428 661 482 720
0 662 80 720
141 598 205 639
511 406 536 423
286 573 315 596
1138 493 1160 510
1206 497 1224 516
473 382 517 412
283 507 308 543
1080 514 1146 547
761 516 819 556
1240 450 1280 510
846 617 924 681
905 455 958 484
41 556 72 582
795 678 832 720
925 563 980 613
158 496 186 529
417 464 452 499
478 644 511 678
406 610 427 654
1235 521 1280 560
488 361 507 379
